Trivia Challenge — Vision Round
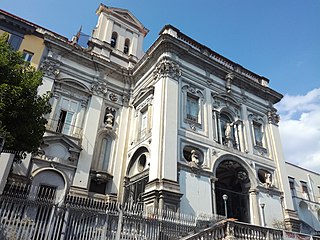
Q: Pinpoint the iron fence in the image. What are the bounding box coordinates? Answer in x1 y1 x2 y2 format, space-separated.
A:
0 182 223 240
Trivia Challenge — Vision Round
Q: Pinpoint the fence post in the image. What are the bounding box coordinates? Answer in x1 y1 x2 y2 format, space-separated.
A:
60 208 70 239
115 204 123 240
101 211 109 240
43 204 56 240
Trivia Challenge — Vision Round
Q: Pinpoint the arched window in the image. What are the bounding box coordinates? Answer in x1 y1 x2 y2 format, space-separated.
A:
99 135 112 171
110 32 118 48
124 38 130 54
124 147 149 203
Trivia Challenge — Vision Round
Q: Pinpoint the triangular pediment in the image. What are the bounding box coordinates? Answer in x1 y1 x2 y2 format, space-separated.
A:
133 86 154 107
97 4 149 35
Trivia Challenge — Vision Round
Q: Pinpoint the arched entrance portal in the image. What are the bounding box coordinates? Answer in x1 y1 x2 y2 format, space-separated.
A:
215 160 251 223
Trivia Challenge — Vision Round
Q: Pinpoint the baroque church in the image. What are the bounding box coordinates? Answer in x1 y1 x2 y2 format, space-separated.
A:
0 3 319 239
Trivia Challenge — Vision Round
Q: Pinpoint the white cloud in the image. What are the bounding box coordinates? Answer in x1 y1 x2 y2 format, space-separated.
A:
276 88 320 173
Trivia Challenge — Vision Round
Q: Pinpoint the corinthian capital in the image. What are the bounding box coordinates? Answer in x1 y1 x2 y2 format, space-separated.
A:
267 110 280 125
153 58 181 81
91 81 108 96
40 59 60 77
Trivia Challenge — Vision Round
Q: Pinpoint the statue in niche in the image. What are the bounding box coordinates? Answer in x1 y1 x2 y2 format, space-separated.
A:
190 149 200 165
265 172 272 188
104 111 114 129
224 121 235 148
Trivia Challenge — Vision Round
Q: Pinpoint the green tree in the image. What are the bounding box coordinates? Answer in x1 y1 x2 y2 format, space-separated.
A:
0 33 51 153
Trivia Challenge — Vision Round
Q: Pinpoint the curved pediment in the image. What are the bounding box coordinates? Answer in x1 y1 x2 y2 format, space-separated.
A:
41 135 82 162
56 78 91 93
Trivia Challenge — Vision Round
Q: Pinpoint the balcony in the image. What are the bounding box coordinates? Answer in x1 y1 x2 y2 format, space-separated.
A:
181 219 320 240
46 118 82 139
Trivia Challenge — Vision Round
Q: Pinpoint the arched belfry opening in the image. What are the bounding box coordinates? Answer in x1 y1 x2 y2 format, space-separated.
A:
215 159 251 223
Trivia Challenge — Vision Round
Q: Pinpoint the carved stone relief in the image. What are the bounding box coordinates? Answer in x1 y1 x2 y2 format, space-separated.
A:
225 72 234 93
91 81 108 96
267 110 280 125
109 93 118 102
40 59 60 77
153 58 181 81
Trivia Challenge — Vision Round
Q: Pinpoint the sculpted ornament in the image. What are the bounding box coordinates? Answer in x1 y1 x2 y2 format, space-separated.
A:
91 81 108 95
40 59 60 77
267 110 280 125
225 73 234 93
109 93 118 102
153 59 181 80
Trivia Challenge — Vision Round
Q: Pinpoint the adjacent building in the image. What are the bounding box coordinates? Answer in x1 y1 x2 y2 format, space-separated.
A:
0 3 319 237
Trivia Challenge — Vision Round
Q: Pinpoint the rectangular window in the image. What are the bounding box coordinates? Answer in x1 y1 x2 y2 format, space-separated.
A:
289 177 296 197
253 122 263 146
56 110 74 135
22 50 34 62
301 181 310 200
139 110 148 138
89 180 107 195
55 97 79 136
8 34 22 51
186 94 199 122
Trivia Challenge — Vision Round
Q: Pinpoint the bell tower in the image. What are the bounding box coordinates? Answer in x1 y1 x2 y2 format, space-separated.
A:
89 4 149 68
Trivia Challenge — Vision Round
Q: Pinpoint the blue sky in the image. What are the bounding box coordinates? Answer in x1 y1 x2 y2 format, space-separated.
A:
1 0 320 172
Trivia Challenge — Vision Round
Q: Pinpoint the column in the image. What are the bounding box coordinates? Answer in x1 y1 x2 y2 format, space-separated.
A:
103 18 114 43
210 177 217 215
217 113 223 144
249 189 261 225
212 111 219 142
237 122 246 152
74 99 87 137
241 105 252 153
47 93 60 130
234 124 240 150
131 33 139 56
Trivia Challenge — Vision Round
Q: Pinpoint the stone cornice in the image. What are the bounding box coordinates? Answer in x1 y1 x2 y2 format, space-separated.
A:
44 34 131 80
133 31 283 105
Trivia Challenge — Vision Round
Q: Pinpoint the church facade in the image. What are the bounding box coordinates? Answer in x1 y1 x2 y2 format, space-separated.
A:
1 4 319 236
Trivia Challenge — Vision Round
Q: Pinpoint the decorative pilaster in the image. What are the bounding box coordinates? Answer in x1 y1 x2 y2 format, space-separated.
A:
249 189 261 225
146 57 182 210
38 59 60 96
47 93 60 129
74 99 88 137
72 94 103 189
